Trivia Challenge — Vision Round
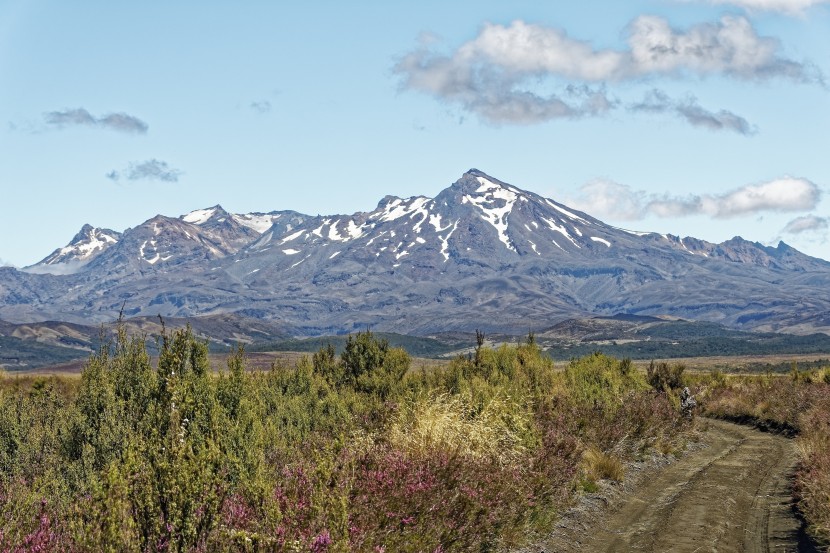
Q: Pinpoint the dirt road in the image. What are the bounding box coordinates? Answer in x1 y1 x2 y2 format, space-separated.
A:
538 419 816 552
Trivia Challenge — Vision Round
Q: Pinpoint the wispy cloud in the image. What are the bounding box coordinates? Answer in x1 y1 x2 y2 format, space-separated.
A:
700 0 830 15
570 176 821 220
0 257 15 268
107 159 182 183
250 100 272 114
23 260 89 275
395 16 820 125
44 108 148 134
781 215 829 234
630 89 755 134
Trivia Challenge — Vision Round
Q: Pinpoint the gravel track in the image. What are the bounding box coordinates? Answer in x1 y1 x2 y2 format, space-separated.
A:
534 419 817 552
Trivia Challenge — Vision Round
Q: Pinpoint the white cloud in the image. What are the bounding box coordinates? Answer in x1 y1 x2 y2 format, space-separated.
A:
569 176 821 220
396 16 818 125
701 177 820 217
456 21 629 81
569 179 648 220
395 39 616 124
705 0 830 14
0 257 15 268
781 214 829 234
625 15 807 80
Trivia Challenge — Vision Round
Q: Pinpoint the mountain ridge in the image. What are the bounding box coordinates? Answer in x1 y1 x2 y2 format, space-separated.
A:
2 169 829 336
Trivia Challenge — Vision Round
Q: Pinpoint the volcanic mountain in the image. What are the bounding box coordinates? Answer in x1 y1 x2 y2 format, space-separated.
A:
2 169 829 335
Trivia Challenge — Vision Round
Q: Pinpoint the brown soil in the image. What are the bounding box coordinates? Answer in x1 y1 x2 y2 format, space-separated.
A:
534 419 816 552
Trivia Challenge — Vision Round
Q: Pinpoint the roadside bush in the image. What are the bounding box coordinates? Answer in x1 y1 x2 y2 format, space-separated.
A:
647 360 685 392
565 352 648 406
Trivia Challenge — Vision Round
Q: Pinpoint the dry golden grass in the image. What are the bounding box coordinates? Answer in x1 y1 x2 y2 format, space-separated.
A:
388 392 530 466
582 447 625 483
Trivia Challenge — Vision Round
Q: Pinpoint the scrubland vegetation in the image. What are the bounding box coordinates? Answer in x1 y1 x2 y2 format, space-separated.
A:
0 327 693 552
694 366 830 547
4 325 827 552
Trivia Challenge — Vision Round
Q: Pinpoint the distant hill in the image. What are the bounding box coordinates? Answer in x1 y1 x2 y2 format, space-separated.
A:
4 313 830 371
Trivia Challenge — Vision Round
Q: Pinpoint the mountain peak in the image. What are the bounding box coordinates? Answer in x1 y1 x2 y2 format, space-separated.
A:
181 205 230 225
463 168 493 179
25 224 121 274
448 169 520 200
376 195 405 210
75 223 95 236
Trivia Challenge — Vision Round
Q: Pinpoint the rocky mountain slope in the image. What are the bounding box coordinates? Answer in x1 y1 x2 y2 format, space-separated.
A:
2 169 829 336
26 224 122 275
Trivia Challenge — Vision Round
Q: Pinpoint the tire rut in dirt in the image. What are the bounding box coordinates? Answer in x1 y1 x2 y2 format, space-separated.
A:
536 419 813 553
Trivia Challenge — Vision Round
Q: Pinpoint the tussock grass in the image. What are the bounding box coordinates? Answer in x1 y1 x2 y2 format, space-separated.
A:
582 447 625 483
388 392 530 466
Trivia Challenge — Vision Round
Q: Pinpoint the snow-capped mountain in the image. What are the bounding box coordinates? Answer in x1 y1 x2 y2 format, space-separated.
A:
230 169 828 284
180 205 263 253
24 206 310 277
3 170 830 335
232 170 629 278
25 225 122 275
182 205 308 235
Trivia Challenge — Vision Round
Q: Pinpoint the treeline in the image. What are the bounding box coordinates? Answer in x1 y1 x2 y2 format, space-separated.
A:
1 327 692 552
555 333 830 361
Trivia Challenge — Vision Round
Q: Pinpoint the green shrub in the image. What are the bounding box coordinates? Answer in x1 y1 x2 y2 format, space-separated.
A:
647 360 685 392
566 352 647 405
0 330 692 551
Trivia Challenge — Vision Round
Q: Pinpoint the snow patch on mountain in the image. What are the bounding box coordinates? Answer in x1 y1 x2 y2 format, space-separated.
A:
281 230 305 243
24 225 121 274
72 232 115 256
541 217 579 248
182 208 217 225
463 176 518 251
346 220 364 239
617 228 651 237
233 213 280 233
528 240 540 255
439 221 458 261
379 197 431 223
327 219 366 242
139 239 173 264
546 200 589 224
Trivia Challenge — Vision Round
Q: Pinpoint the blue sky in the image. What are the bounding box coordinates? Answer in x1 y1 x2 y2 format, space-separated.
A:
1 0 828 266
